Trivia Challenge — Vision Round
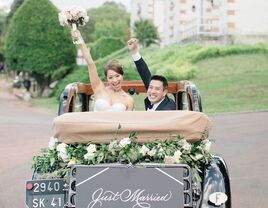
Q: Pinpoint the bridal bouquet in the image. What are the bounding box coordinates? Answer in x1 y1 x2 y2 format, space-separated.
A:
58 7 89 44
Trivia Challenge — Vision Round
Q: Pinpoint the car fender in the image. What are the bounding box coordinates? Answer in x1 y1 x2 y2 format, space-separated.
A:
199 156 232 208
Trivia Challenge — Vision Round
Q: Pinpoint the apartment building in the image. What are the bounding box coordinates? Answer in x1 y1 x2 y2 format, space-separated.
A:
130 0 180 47
130 0 268 45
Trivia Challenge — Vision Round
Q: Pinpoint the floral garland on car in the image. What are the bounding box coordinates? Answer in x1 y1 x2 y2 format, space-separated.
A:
32 132 212 182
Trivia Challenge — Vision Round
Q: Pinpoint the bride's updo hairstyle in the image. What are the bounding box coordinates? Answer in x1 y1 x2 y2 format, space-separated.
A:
104 60 124 77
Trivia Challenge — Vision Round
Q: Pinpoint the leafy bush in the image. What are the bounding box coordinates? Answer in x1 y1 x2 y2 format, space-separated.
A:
191 44 268 63
4 0 76 94
90 37 125 60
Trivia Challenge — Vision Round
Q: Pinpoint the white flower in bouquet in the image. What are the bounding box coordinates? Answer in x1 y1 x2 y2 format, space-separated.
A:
179 139 191 153
193 154 203 161
84 152 95 160
108 140 118 152
86 144 96 154
56 143 67 153
202 139 212 152
56 143 69 162
59 151 69 162
48 137 58 150
119 137 131 148
147 149 157 157
173 150 182 163
139 145 150 156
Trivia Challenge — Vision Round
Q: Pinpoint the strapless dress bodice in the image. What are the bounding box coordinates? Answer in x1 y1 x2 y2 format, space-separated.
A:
93 99 127 112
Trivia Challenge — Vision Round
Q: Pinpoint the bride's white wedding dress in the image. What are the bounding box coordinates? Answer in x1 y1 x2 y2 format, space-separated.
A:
93 99 127 112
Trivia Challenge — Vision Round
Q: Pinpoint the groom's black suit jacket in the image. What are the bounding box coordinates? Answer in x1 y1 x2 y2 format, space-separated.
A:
134 57 176 111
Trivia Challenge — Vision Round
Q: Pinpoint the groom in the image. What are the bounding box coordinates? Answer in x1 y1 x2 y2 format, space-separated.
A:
127 38 176 111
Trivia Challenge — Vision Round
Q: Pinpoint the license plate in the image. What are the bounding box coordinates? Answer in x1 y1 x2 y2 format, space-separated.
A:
26 194 64 208
25 179 66 208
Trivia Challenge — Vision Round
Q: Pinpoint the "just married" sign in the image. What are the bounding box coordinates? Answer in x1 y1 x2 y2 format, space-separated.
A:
74 164 188 208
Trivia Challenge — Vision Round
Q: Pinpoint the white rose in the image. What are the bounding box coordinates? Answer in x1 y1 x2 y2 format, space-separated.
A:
173 150 182 163
65 11 72 20
147 149 157 157
58 13 68 26
58 151 69 162
182 140 191 151
119 137 131 148
203 140 212 152
86 144 96 154
48 137 58 150
70 8 77 17
84 16 89 22
108 140 118 152
194 154 203 161
56 143 67 153
84 152 95 160
139 145 150 156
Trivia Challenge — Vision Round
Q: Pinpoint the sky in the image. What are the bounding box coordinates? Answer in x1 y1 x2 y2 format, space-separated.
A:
0 0 131 11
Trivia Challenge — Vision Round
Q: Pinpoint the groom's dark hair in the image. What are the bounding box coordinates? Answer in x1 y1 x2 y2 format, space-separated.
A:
150 75 168 90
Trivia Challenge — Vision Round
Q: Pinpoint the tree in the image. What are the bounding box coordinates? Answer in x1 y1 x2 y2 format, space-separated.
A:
133 19 160 48
4 0 76 95
0 8 7 56
90 37 125 60
80 2 130 43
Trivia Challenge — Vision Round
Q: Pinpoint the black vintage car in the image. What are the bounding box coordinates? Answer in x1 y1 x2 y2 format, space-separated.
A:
25 81 231 208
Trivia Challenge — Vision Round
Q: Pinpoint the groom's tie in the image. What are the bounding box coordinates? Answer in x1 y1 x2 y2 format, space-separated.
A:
148 103 154 110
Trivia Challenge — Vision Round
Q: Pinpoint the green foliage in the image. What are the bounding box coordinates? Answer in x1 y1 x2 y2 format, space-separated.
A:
190 44 268 63
53 42 268 100
133 19 160 47
52 65 88 98
4 0 76 93
0 8 7 55
80 2 130 43
0 9 7 35
51 65 73 80
90 37 125 60
33 135 213 181
5 0 24 25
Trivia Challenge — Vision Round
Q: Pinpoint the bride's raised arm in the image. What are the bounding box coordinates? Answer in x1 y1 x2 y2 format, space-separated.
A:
71 30 104 93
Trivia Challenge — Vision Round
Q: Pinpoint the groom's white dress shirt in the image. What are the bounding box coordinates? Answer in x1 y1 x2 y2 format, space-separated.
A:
147 98 165 111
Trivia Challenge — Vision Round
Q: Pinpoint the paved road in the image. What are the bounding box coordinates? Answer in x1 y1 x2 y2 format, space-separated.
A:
0 85 267 207
0 88 56 208
210 111 268 208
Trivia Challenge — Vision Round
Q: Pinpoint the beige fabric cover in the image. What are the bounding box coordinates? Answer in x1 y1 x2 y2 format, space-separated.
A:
52 111 212 144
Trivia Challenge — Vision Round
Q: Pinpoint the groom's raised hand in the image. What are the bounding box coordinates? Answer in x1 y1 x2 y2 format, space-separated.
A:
127 38 139 55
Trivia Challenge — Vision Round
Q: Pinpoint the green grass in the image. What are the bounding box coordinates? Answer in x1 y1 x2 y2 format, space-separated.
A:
34 45 268 114
193 53 268 113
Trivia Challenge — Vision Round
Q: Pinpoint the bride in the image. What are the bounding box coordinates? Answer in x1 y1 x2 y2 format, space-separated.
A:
71 30 134 112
